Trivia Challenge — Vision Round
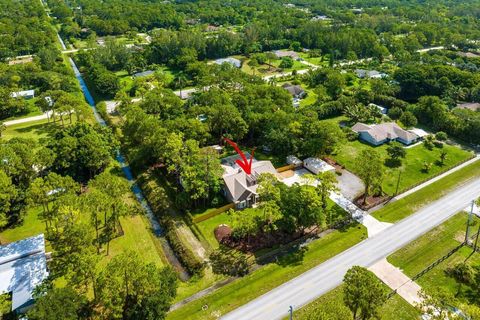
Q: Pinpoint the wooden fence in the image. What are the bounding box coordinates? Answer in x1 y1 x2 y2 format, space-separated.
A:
192 203 235 224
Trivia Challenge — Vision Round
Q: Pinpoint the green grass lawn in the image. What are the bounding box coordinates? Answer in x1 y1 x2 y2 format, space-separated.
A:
299 88 318 107
196 211 231 250
0 207 46 245
372 159 480 223
0 206 166 267
298 52 328 67
333 140 473 195
292 285 420 320
3 118 56 141
388 212 480 303
195 197 347 252
167 223 367 320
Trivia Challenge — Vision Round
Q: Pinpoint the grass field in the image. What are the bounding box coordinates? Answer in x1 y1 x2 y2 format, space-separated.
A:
292 285 420 320
0 206 166 267
372 159 480 223
3 118 53 141
388 212 480 304
333 140 473 195
167 223 367 320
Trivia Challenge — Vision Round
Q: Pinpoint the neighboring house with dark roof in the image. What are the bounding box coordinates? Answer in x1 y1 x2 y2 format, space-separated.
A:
214 57 242 68
0 234 48 313
221 155 280 209
282 83 306 99
352 122 420 146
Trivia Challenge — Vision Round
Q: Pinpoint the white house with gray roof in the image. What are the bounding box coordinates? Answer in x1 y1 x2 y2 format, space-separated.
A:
221 155 280 209
352 122 420 146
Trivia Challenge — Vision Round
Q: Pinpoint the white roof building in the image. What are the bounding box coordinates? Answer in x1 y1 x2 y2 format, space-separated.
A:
11 90 35 99
369 103 387 114
286 155 302 166
214 57 242 68
0 234 48 313
303 158 335 175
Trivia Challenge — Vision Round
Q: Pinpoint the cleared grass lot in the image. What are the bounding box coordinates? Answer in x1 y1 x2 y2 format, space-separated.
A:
333 140 473 196
167 223 367 320
372 159 480 223
3 118 53 141
292 285 420 320
388 212 480 304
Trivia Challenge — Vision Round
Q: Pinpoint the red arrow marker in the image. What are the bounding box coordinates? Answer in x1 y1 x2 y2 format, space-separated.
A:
223 137 255 175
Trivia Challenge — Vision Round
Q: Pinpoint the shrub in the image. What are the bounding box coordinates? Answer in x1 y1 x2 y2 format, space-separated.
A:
165 219 204 275
434 140 444 148
342 127 359 141
436 131 448 141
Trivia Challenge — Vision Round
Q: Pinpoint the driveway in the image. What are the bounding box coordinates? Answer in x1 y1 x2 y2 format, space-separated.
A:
221 177 480 320
336 169 364 200
282 168 318 187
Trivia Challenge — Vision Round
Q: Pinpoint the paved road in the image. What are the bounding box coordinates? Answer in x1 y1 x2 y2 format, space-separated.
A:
3 113 50 126
221 178 480 320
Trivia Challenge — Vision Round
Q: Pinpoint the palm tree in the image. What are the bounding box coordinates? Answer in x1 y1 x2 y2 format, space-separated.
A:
439 150 448 165
174 72 187 97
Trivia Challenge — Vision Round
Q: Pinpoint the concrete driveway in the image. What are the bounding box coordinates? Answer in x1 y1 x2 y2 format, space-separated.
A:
336 169 364 200
281 168 318 187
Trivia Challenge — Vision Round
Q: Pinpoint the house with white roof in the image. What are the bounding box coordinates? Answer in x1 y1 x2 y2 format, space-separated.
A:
352 122 421 146
214 57 242 68
355 69 387 79
11 90 35 100
0 234 48 313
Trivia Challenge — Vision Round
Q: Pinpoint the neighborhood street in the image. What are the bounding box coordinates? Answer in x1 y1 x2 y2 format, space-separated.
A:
221 177 480 320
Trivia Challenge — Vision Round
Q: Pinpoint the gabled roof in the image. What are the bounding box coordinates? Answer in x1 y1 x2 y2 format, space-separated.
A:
223 161 280 202
214 57 241 68
274 50 299 59
282 83 305 96
352 122 418 142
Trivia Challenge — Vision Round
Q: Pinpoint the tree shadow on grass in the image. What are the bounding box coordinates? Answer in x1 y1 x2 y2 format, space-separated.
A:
275 246 308 267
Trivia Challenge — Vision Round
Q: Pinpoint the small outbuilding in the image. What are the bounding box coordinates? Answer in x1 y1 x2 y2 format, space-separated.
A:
303 157 335 175
286 155 302 167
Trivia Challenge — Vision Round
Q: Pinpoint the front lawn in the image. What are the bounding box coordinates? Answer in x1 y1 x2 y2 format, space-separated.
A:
3 119 53 141
372 159 480 222
333 140 473 195
292 285 420 320
388 212 480 303
167 223 367 320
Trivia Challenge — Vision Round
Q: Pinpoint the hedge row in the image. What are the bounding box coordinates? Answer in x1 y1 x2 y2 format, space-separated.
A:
164 219 204 276
138 172 204 276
